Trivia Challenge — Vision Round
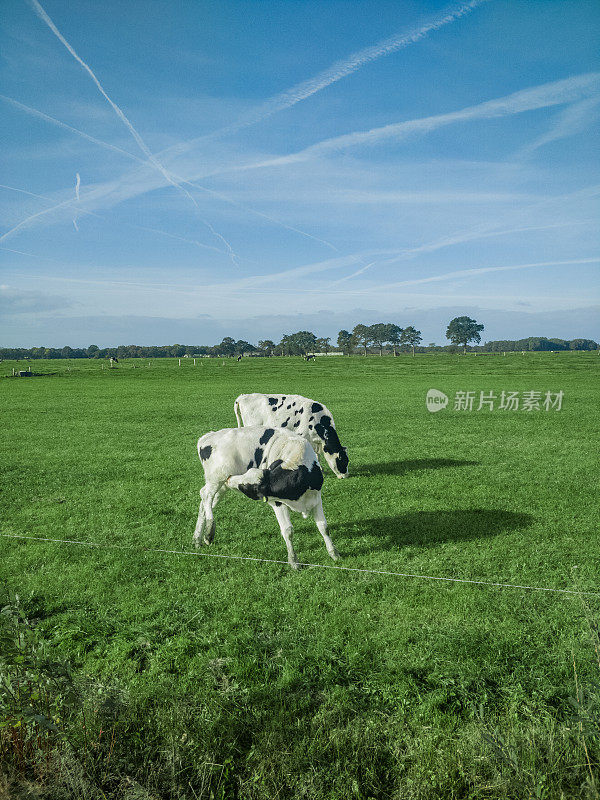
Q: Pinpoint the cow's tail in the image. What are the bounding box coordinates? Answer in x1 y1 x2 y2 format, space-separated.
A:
234 397 243 427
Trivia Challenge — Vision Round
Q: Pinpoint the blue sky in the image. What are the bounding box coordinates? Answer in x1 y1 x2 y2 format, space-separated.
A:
1 0 598 347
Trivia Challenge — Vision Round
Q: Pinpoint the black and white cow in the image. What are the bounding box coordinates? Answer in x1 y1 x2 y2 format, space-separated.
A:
194 426 340 569
234 393 349 478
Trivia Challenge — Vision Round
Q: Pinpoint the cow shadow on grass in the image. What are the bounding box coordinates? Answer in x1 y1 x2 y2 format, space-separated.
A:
335 509 532 556
354 458 479 477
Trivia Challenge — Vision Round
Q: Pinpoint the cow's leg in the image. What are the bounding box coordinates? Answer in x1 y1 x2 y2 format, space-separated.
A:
193 483 221 548
234 400 243 428
202 482 225 544
310 436 330 471
211 485 226 508
193 493 206 547
271 503 300 569
312 497 340 561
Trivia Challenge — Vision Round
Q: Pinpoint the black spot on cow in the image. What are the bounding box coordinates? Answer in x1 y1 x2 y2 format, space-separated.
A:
298 408 303 414
268 397 277 406
274 501 282 507
247 460 254 471
291 402 296 407
264 458 323 500
259 428 275 445
254 447 263 466
319 415 332 428
308 424 313 429
311 402 323 413
286 404 291 409
281 419 288 427
282 396 287 401
315 420 343 456
293 421 300 427
199 445 212 461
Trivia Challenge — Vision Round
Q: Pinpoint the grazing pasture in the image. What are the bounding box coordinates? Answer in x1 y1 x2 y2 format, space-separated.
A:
1 354 599 799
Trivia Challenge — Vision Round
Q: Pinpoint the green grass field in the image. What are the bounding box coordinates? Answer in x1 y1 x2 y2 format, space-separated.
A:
1 353 599 799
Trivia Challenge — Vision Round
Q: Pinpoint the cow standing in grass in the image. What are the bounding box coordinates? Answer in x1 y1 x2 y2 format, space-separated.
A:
234 393 349 478
194 426 340 569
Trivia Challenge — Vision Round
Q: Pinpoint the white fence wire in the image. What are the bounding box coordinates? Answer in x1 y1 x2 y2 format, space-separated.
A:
2 533 598 598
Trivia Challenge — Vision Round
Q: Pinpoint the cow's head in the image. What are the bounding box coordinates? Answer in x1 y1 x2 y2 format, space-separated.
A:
314 417 349 478
227 459 325 502
331 446 349 478
227 468 270 501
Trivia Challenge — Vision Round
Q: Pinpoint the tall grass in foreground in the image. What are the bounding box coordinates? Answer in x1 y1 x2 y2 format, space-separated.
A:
1 594 598 799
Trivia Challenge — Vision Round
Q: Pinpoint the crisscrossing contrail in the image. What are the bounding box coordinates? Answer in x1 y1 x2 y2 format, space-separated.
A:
27 0 239 262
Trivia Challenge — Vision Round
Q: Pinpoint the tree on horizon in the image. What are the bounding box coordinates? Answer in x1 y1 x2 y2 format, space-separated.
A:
352 324 372 356
402 326 423 357
337 330 354 355
386 324 403 356
446 317 484 353
369 323 389 356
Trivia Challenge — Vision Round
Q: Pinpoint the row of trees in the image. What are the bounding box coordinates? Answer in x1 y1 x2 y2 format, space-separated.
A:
1 318 597 360
0 324 425 361
337 324 423 356
482 337 598 352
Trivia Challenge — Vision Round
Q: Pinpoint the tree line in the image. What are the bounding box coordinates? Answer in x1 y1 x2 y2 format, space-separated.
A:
480 337 598 352
1 317 597 360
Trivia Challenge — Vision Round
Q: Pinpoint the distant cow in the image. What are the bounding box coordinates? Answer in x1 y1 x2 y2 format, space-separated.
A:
194 426 340 569
234 393 349 478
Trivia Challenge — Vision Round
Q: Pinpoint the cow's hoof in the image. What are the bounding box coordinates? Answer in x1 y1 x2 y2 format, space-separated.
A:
329 549 341 561
289 560 301 570
203 536 213 546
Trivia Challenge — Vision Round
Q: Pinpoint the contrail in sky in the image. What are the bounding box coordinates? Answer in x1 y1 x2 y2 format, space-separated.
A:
236 0 490 125
0 95 141 162
229 72 600 173
516 96 600 159
331 221 597 287
163 0 491 161
1 93 337 251
73 172 80 230
0 183 226 254
27 0 239 262
368 257 600 291
0 194 76 243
